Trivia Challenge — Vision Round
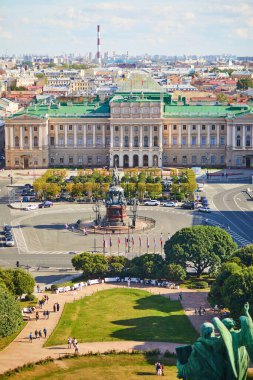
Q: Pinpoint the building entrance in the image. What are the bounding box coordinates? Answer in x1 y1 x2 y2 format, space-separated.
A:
24 157 29 169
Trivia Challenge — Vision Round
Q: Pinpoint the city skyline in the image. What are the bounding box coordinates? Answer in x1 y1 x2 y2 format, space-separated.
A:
0 0 253 57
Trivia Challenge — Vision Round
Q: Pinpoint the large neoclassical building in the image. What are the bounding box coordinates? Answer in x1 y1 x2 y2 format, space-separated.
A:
4 78 253 169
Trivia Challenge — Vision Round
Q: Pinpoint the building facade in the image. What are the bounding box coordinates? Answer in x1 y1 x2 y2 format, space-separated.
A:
4 92 253 169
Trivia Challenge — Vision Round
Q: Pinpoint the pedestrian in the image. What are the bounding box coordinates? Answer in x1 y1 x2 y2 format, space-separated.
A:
38 330 42 340
53 304 56 313
194 308 198 315
161 363 164 376
37 284 40 293
36 311 39 321
46 310 50 319
29 332 33 343
65 223 69 230
43 328 47 338
74 343 79 354
46 295 49 304
57 303 60 312
72 337 77 346
68 337 72 349
43 310 46 318
35 329 38 339
155 362 162 376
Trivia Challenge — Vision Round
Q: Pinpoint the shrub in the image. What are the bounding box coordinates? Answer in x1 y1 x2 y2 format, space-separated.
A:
51 284 58 292
0 288 23 337
195 281 208 289
24 293 36 301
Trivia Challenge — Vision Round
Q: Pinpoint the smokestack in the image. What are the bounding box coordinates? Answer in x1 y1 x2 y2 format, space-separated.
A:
97 25 101 66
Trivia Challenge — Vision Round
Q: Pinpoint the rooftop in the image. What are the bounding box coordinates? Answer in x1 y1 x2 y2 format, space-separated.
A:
163 104 252 118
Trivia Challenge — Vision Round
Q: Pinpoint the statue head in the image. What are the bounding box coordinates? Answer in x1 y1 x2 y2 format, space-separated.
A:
222 318 236 330
200 322 215 339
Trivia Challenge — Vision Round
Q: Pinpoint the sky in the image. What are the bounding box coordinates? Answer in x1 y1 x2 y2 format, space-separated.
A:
0 0 253 56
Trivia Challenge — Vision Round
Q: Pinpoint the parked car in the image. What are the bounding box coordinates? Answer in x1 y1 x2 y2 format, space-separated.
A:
199 207 211 213
163 201 178 207
38 201 53 208
144 200 160 206
24 204 38 211
181 202 196 210
24 184 33 189
5 237 14 246
3 224 11 232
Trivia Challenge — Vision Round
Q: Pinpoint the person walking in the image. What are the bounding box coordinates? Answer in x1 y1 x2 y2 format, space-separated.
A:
35 329 38 339
155 362 162 376
74 343 79 354
29 332 33 343
68 337 72 349
43 328 47 339
38 330 42 340
57 303 60 312
46 310 50 319
53 304 56 313
35 311 39 321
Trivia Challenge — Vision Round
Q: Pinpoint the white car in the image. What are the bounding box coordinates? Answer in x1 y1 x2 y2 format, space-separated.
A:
163 201 178 207
5 238 14 247
199 207 211 213
144 200 160 206
24 204 38 211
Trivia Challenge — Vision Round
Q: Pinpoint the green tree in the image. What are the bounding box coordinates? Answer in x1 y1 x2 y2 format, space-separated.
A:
0 287 23 337
11 269 35 296
107 256 129 276
232 244 253 266
72 252 108 279
130 254 165 279
164 226 237 277
216 93 228 103
165 264 186 283
237 78 253 90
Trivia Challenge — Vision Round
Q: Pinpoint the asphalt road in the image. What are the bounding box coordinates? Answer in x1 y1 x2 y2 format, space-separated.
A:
0 179 252 270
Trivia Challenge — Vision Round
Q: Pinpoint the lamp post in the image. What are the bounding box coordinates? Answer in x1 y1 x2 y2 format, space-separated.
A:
92 200 102 226
130 198 138 228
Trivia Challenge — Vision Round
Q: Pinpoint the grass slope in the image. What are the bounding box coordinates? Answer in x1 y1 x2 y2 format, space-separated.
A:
46 288 198 346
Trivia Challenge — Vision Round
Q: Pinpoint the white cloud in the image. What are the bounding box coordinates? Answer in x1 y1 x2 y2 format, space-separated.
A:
0 25 12 39
235 28 250 39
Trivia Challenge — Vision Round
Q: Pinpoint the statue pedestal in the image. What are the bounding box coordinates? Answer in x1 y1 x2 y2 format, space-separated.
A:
106 205 127 226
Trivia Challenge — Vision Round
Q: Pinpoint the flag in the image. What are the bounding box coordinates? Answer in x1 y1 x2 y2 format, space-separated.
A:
160 234 163 247
110 235 112 247
125 237 128 247
139 235 142 247
131 234 134 246
147 236 149 248
118 235 121 246
103 236 107 248
154 238 156 248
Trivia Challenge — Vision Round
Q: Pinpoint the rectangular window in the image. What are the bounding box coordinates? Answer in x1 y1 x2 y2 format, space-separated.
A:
59 137 64 145
88 125 92 131
192 155 197 164
106 126 110 131
154 126 158 131
201 156 207 165
97 156 102 164
173 136 177 145
60 157 64 164
173 125 177 130
50 157 54 164
115 126 119 132
96 136 102 145
236 156 242 166
68 136 73 146
163 138 168 145
237 126 241 131
50 137 55 146
97 125 101 131
202 125 206 130
69 125 73 131
15 158 19 165
220 136 225 145
246 126 251 132
144 126 148 132
192 136 196 145
34 127 38 132
211 125 215 130
106 137 110 146
201 136 206 145
173 156 177 163
182 156 187 164
60 125 63 130
87 136 92 146
69 157 73 164
192 125 196 130
211 155 216 165
164 125 167 130
77 136 83 146
78 125 82 131
182 136 187 145
78 156 83 164
88 156 92 165
183 125 186 130
220 156 225 165
210 136 216 145
50 125 54 131
221 125 225 130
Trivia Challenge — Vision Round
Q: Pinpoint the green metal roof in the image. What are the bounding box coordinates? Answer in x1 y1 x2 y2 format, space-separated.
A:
10 102 110 119
163 104 252 118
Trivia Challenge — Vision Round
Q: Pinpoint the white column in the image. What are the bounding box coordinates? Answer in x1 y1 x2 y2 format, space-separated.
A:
120 126 123 148
20 126 23 148
5 126 9 148
93 124 96 147
119 154 123 167
10 126 14 148
139 154 143 167
74 125 77 147
64 125 67 147
129 126 133 148
227 124 231 146
55 125 58 147
197 124 200 147
251 126 253 148
242 125 246 149
159 124 163 148
178 125 181 147
102 125 105 147
216 125 220 147
38 126 42 148
129 153 133 168
207 125 210 147
139 125 143 148
110 125 114 148
188 125 191 147
29 127 33 149
233 126 236 147
148 152 152 167
149 126 153 148
83 125 86 147
169 125 172 148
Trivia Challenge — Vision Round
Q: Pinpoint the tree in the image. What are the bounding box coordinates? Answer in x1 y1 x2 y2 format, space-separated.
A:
107 256 129 276
164 226 237 277
0 269 35 296
130 254 165 279
232 245 253 266
216 93 228 103
165 264 186 283
0 287 23 337
72 252 108 279
237 78 253 90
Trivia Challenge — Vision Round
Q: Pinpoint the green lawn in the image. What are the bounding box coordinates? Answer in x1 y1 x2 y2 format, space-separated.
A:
46 288 198 346
3 353 178 380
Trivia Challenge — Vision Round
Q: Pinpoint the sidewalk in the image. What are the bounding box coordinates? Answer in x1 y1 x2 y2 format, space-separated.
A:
0 284 210 374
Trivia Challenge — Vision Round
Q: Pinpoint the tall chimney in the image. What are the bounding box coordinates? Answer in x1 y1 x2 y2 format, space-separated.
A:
97 25 101 66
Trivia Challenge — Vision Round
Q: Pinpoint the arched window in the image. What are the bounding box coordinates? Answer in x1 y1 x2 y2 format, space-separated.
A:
34 136 38 147
236 135 241 147
144 136 149 147
14 136 19 147
246 135 251 147
134 136 138 147
143 155 149 167
124 136 129 147
154 136 158 147
24 136 28 146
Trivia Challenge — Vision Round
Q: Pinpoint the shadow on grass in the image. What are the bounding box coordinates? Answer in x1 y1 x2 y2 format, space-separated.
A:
133 294 182 313
111 315 196 343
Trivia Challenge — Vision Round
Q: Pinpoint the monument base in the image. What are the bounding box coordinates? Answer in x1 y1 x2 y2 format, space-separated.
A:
105 205 127 226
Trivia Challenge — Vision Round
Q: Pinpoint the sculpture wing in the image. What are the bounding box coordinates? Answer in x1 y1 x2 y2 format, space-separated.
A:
213 317 237 378
240 316 253 362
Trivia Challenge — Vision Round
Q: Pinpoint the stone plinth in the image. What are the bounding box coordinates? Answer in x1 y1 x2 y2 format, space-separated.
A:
106 204 127 226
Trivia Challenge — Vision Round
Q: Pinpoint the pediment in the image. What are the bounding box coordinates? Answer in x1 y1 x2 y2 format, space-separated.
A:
234 113 253 121
11 113 44 121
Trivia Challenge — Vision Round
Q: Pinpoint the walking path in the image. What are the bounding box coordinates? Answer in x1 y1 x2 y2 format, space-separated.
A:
0 284 214 374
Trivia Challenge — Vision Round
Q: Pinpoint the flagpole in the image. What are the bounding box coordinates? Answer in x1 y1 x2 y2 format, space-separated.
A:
110 234 112 255
118 234 120 256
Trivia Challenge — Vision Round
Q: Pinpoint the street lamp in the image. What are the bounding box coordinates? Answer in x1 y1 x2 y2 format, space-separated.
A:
130 198 138 228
